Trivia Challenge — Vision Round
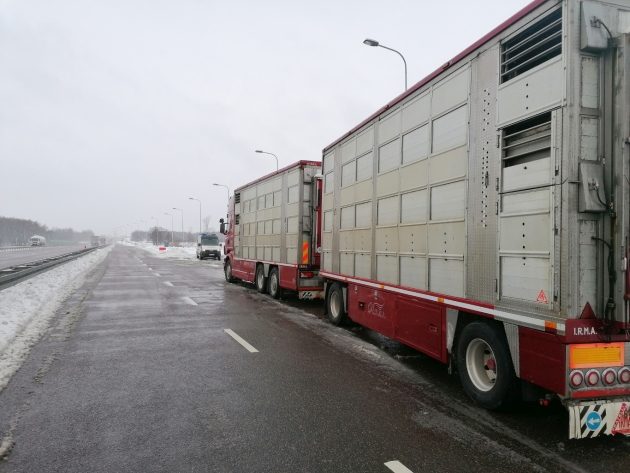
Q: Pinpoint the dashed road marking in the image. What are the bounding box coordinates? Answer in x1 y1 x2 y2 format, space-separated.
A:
164 281 174 287
182 296 197 306
154 273 161 277
224 329 259 353
148 267 153 271
385 461 414 473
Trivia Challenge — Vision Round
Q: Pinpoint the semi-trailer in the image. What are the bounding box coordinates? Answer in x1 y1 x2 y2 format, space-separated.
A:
221 161 323 300
222 0 630 439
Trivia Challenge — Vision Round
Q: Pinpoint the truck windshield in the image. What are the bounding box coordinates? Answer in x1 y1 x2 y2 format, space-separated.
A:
201 236 219 246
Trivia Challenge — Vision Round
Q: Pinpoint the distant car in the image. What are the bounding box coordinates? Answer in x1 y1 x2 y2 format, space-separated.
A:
196 233 221 260
29 235 46 246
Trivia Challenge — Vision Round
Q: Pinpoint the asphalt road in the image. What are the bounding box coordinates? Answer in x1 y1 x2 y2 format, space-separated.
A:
0 244 628 472
0 245 86 271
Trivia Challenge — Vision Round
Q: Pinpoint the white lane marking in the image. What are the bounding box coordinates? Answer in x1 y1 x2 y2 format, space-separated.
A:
148 267 153 271
385 461 414 473
224 329 259 353
154 273 161 277
164 281 174 287
182 296 197 306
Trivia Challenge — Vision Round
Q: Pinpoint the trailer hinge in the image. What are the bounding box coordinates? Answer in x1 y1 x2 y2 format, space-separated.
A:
496 134 501 148
494 279 498 293
495 201 499 215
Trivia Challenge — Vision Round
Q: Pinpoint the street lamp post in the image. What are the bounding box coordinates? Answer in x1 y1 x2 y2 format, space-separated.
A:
255 150 279 171
188 197 202 235
172 207 184 245
363 38 408 90
213 183 231 224
212 183 230 203
164 212 174 245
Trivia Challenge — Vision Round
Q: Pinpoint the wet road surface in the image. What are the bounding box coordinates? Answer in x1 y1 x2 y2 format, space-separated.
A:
0 244 629 472
0 245 86 271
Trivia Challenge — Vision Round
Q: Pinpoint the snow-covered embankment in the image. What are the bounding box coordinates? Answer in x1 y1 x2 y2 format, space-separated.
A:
0 246 111 391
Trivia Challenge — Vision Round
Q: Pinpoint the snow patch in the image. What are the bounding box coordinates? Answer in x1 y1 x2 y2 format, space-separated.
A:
0 247 111 392
124 241 197 260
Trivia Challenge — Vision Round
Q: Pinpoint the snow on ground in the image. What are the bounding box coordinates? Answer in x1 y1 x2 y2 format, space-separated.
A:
123 240 197 259
0 246 112 392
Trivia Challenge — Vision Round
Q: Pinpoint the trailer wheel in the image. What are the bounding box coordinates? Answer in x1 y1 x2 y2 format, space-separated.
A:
268 267 281 299
326 283 346 326
255 265 267 293
456 322 517 410
224 259 235 283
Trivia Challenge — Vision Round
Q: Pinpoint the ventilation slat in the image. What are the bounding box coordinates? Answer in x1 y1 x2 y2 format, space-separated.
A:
502 113 552 167
502 30 562 69
501 17 562 57
500 8 562 83
503 122 551 140
502 43 562 78
502 132 551 152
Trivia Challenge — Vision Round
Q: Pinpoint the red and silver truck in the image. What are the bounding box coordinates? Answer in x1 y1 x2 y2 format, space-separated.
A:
222 161 324 300
223 0 630 439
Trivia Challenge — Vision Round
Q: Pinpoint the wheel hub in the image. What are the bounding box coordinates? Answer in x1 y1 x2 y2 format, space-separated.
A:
466 338 497 392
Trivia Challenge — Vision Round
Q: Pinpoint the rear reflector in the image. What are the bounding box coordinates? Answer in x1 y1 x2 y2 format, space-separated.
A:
569 343 625 369
300 271 315 279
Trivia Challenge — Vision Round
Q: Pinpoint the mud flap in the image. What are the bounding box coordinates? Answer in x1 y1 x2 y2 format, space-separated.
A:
568 400 630 439
298 290 324 300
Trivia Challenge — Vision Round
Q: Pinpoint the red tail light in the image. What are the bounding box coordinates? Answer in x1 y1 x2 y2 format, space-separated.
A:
602 369 617 385
569 371 584 388
585 370 600 386
300 271 314 279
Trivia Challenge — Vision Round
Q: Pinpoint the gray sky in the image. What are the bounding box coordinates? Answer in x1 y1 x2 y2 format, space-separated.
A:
0 0 532 236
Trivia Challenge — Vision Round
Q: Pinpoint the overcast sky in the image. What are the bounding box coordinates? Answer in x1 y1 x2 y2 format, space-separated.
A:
0 0 532 236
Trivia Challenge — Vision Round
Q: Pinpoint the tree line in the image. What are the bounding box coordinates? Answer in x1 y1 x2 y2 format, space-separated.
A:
0 216 95 246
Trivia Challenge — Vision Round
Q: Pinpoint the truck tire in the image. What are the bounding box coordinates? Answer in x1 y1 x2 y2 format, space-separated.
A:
268 267 281 299
255 265 267 293
456 321 518 410
326 283 346 326
224 260 236 283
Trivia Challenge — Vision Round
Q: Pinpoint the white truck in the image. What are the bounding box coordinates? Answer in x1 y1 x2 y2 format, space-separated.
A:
196 233 222 260
29 235 46 246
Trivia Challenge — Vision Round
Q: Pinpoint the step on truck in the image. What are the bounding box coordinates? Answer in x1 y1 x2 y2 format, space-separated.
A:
221 161 324 300
222 0 630 439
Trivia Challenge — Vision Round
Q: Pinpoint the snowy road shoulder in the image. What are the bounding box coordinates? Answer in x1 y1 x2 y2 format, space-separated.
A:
0 246 112 392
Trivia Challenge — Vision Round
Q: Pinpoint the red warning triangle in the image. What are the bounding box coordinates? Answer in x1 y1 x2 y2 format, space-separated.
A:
536 290 548 304
612 403 630 435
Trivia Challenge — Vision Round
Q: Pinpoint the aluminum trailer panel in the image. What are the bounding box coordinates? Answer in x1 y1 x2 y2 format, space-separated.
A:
320 0 630 439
